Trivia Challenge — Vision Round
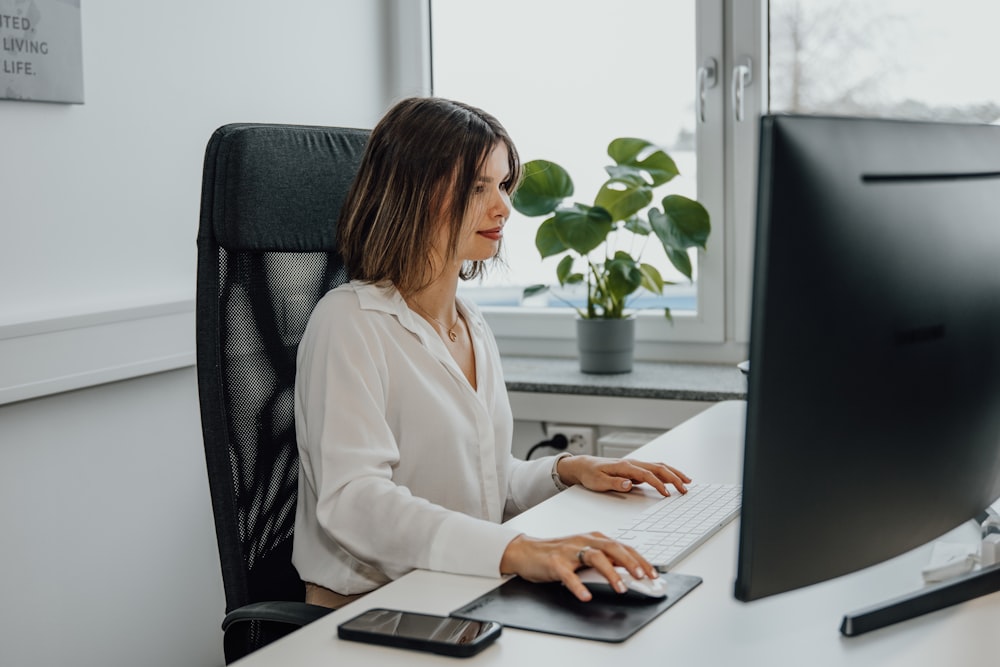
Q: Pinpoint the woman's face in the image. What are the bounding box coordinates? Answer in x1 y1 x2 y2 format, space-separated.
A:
435 142 512 268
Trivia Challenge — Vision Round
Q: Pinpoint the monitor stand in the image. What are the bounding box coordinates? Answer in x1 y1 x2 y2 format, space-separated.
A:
841 509 1000 636
840 562 1000 635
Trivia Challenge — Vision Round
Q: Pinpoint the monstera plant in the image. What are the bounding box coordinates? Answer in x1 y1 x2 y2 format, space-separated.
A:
513 137 711 321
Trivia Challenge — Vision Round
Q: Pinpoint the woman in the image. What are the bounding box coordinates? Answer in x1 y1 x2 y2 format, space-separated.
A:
292 97 691 608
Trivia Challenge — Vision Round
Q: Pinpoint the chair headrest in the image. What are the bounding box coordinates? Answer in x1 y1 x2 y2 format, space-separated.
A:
201 123 370 252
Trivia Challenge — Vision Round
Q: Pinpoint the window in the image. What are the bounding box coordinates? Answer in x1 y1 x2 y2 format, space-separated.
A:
425 1 1000 362
430 0 732 360
769 0 1000 124
432 1 699 299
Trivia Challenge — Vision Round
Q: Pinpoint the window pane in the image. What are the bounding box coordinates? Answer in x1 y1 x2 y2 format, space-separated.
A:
769 0 1000 123
431 0 699 311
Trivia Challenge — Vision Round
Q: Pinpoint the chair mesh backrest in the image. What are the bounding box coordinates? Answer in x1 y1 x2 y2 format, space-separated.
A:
196 123 368 614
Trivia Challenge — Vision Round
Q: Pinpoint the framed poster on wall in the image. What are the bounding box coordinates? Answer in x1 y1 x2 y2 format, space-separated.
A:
1 0 83 104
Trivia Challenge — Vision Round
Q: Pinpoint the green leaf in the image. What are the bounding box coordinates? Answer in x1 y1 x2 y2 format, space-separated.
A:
607 138 679 187
555 255 575 285
534 217 568 258
623 215 651 235
605 252 643 301
564 273 584 284
604 164 650 182
654 195 712 249
664 245 694 280
513 160 573 217
522 284 549 298
594 173 654 221
649 195 710 280
638 263 665 294
551 204 613 256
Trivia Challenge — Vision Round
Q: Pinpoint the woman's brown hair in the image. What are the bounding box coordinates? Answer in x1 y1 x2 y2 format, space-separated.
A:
337 97 521 295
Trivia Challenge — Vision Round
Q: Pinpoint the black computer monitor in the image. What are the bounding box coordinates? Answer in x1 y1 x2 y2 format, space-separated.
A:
736 114 1000 634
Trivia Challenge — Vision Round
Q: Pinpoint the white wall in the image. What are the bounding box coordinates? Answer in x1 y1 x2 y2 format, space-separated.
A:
509 394 713 460
0 0 392 324
0 2 416 666
0 368 219 667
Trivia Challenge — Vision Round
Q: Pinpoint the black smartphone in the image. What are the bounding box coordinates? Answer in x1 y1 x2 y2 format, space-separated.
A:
337 607 502 657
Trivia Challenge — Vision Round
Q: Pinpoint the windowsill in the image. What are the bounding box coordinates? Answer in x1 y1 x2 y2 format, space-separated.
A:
502 355 747 402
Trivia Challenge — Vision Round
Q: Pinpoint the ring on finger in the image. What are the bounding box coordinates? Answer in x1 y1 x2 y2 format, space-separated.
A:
576 546 593 566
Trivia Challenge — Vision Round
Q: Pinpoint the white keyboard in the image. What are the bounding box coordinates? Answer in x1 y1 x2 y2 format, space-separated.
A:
612 482 742 570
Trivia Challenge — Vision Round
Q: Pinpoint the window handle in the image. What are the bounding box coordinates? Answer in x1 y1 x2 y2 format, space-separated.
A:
697 58 718 123
732 56 753 122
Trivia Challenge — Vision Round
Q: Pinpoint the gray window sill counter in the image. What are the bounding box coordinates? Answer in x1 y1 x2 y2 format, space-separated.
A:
501 356 748 402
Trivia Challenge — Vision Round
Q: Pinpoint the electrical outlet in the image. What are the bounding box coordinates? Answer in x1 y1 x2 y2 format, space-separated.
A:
546 424 596 455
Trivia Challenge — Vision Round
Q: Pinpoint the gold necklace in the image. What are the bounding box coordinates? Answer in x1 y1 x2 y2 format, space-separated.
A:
412 301 460 342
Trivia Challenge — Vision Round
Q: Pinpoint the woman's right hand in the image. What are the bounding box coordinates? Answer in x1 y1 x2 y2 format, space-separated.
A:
498 532 659 602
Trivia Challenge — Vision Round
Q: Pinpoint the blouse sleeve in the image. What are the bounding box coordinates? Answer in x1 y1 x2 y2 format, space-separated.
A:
503 453 570 520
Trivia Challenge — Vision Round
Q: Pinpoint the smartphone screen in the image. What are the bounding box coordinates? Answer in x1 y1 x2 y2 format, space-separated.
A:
338 608 502 657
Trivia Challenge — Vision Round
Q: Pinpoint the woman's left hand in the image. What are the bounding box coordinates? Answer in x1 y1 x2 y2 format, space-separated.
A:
556 455 691 497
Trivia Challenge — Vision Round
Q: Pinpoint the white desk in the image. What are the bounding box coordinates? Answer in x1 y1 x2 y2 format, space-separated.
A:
235 401 999 666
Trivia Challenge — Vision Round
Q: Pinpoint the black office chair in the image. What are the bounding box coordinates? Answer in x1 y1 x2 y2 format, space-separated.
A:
196 122 369 663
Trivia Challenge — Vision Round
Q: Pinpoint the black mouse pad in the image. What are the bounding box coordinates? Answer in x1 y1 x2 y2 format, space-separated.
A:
449 572 701 643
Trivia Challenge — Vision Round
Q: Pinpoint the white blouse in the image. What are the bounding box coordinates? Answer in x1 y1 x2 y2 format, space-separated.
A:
292 280 566 595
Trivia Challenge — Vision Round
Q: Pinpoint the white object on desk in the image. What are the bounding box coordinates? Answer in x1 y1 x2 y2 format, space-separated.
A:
611 481 741 570
921 542 977 583
575 566 668 599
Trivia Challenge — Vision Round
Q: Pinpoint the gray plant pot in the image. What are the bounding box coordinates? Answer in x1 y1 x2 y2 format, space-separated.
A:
576 317 635 374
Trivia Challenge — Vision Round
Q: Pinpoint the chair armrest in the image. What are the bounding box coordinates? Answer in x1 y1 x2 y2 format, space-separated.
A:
221 601 333 632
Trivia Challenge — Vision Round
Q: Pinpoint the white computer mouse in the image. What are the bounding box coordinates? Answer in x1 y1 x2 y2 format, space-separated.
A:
576 566 668 600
